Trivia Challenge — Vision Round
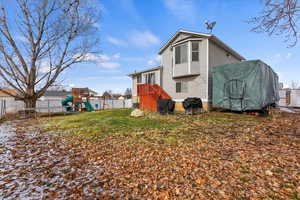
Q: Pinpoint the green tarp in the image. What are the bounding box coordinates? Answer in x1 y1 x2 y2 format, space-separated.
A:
212 60 279 111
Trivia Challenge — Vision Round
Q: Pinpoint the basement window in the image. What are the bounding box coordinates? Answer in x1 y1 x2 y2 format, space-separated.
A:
176 81 188 93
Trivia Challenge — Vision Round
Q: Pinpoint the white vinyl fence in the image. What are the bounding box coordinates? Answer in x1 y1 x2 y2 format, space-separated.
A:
0 98 132 117
278 89 300 108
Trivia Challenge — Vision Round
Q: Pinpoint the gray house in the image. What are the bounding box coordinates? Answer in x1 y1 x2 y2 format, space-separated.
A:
129 30 245 111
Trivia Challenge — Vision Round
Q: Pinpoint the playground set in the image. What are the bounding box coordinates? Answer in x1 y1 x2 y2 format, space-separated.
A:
61 88 94 112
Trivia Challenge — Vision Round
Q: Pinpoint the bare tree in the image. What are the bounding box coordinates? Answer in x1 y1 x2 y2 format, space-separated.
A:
0 0 101 109
249 0 300 47
124 88 132 99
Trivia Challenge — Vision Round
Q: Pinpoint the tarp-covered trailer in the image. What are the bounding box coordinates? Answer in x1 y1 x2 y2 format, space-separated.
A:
212 60 279 112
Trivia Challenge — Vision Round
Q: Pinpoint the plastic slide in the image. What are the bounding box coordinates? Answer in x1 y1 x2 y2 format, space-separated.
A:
61 96 74 112
83 101 94 112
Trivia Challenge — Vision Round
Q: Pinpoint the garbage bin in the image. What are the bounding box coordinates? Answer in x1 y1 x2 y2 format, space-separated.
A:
157 99 175 115
182 98 202 115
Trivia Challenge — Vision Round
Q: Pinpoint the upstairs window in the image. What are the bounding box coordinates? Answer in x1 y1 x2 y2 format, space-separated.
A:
144 72 155 84
176 81 188 93
192 42 199 62
175 43 188 64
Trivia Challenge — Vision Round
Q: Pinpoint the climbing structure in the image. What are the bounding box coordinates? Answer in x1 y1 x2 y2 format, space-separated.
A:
61 88 94 112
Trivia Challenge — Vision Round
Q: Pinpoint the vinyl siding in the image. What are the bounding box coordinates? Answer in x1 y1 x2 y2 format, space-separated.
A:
161 37 209 101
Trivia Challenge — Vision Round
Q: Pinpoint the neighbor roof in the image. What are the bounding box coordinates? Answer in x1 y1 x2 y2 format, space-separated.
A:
0 88 17 97
158 30 245 60
128 66 162 76
43 90 72 97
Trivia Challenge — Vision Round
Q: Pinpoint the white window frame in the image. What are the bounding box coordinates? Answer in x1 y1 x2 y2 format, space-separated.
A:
191 41 199 62
144 72 156 84
136 74 142 84
176 81 188 93
175 43 188 64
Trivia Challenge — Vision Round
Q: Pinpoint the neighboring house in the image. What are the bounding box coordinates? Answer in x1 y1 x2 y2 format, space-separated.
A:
72 88 98 97
0 88 18 100
118 96 125 100
278 89 300 108
0 88 24 113
40 90 72 100
88 89 98 97
129 30 245 110
102 91 113 100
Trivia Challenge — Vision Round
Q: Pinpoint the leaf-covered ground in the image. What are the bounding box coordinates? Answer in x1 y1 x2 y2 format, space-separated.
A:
1 109 300 199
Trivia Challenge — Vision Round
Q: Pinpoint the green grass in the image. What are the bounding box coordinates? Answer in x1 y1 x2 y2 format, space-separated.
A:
44 109 178 138
43 108 265 144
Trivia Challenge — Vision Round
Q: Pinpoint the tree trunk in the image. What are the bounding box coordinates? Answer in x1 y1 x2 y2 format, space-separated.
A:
24 98 37 109
23 97 37 118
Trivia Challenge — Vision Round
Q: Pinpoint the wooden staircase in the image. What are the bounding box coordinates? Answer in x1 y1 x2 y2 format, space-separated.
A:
137 84 171 111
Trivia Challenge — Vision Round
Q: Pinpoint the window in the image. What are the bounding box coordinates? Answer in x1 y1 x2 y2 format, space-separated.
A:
144 72 155 84
136 75 142 83
176 81 188 93
175 43 188 64
192 42 199 62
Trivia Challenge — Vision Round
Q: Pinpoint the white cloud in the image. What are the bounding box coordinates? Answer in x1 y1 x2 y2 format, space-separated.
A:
147 55 161 66
99 54 110 62
16 35 29 43
163 0 196 23
286 52 292 59
39 61 51 73
92 23 101 30
107 36 127 47
112 53 121 59
82 53 121 69
129 30 160 47
100 62 121 69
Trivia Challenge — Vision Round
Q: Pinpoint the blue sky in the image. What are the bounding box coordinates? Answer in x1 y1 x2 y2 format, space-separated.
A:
10 0 300 94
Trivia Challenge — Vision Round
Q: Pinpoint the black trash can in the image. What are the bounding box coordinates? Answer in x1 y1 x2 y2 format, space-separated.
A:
182 98 203 115
157 99 175 115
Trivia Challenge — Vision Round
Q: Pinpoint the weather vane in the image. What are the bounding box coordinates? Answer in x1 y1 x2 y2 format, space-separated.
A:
204 20 217 34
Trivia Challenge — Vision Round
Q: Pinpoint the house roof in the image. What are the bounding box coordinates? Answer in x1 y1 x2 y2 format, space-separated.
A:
0 88 18 97
43 90 72 97
128 66 162 77
88 89 97 95
158 30 245 60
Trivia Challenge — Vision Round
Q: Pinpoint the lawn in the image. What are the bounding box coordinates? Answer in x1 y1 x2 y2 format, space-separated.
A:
39 109 300 199
43 109 179 141
43 108 262 145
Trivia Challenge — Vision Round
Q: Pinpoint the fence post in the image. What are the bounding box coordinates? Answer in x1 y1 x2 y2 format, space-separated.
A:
0 100 3 118
48 100 50 116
